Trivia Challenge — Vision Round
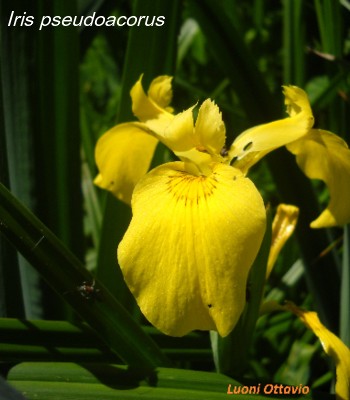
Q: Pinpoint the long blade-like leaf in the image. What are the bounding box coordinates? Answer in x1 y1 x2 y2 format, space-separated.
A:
0 183 169 371
7 361 325 399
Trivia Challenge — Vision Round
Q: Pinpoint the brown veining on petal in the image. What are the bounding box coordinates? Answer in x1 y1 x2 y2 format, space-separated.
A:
166 171 217 205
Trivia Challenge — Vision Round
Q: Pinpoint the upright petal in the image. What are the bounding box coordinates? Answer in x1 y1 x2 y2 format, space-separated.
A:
94 122 158 204
118 162 266 337
131 75 173 122
148 106 195 152
147 100 226 175
194 99 226 155
287 129 350 228
228 86 314 174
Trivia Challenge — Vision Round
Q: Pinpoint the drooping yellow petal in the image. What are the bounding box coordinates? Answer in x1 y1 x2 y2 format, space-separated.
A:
118 162 266 337
287 129 350 228
131 75 174 122
267 204 299 278
228 86 314 174
94 122 158 204
286 302 350 400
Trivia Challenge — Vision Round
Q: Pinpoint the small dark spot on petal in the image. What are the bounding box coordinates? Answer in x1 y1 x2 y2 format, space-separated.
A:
230 156 238 166
233 176 237 181
243 141 253 151
207 304 213 308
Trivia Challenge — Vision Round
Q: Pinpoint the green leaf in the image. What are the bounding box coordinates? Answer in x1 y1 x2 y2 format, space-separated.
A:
35 0 83 257
0 68 24 319
0 318 212 364
188 0 280 125
282 0 305 85
0 376 26 400
0 318 116 363
314 0 342 56
0 0 42 319
1 0 86 320
0 183 169 371
8 362 324 399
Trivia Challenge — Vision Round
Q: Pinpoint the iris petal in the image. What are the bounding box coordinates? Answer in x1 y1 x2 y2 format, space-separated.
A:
287 129 350 228
286 303 350 400
228 86 314 174
147 75 173 111
194 99 226 155
147 100 226 175
131 75 173 122
118 162 266 337
147 106 195 152
94 122 157 204
267 204 299 278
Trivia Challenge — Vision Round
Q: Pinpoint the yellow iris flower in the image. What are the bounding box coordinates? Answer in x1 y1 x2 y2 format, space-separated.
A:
95 76 350 337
